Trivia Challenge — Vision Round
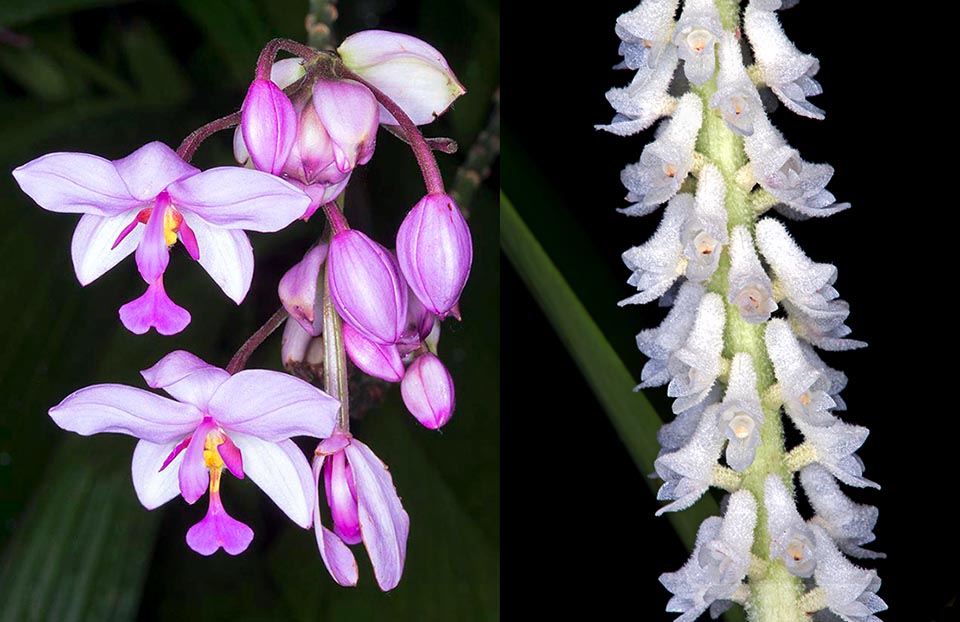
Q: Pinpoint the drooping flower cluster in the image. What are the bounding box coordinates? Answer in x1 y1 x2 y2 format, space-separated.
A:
14 27 469 593
602 1 884 620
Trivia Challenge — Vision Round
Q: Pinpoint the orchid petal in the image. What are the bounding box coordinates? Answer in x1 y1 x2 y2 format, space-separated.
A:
241 80 297 175
218 434 244 479
140 350 230 410
118 278 191 335
342 322 405 382
345 439 409 591
134 200 170 283
71 209 143 286
229 434 314 528
12 152 139 216
112 141 199 201
279 243 327 335
49 384 200 443
180 213 254 304
131 438 184 509
178 217 200 260
312 79 379 171
208 370 338 441
186 490 254 556
167 167 309 232
313 455 359 586
179 418 217 504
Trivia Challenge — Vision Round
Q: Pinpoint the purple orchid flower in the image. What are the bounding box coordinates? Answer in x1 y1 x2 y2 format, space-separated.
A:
12 141 310 335
313 431 409 591
49 350 339 556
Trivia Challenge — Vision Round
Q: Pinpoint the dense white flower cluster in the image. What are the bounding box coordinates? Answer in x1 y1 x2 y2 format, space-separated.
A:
601 1 885 620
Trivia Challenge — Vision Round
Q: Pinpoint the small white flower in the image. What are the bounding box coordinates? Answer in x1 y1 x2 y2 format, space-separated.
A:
666 292 726 413
709 31 763 136
654 404 725 515
673 0 722 86
728 225 777 324
660 490 757 621
636 281 706 389
744 114 849 218
766 319 839 427
620 194 692 305
793 417 878 489
811 526 887 621
718 353 764 472
658 385 721 453
744 1 825 119
620 93 703 215
765 475 817 577
614 0 680 70
599 47 679 137
682 163 728 282
801 464 884 560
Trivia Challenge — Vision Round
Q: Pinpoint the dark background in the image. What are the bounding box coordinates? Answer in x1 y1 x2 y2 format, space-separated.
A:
0 0 499 620
503 2 958 621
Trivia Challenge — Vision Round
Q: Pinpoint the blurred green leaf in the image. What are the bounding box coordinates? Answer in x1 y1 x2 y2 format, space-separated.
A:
0 436 159 622
122 20 191 103
0 47 72 100
176 0 274 84
500 192 719 550
0 0 131 26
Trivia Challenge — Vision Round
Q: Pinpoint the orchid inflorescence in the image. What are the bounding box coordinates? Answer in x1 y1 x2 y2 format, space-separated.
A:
13 29 470 591
601 1 885 620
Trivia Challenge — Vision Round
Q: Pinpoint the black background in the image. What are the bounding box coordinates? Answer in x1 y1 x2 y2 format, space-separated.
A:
503 2 959 620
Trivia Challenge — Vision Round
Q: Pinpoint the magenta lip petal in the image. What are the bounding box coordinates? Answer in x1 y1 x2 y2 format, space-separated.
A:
342 323 405 382
160 435 192 472
324 451 362 545
185 489 254 556
134 198 171 284
218 433 244 480
312 455 359 586
400 352 455 430
178 417 217 504
178 216 200 260
242 79 297 175
118 277 191 336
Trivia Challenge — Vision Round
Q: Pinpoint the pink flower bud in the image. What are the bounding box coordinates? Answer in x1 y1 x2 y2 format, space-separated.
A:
401 352 455 430
323 449 362 545
396 193 473 319
284 100 341 186
278 243 328 336
338 30 466 126
343 322 404 382
397 292 438 356
241 79 297 175
312 79 379 174
327 230 408 344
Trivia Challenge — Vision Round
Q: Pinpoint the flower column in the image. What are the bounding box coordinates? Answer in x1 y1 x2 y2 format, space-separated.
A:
604 1 885 621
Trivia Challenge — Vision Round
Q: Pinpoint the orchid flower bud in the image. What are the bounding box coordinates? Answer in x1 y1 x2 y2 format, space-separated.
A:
323 449 362 545
343 322 405 382
278 243 327 336
327 230 408 344
241 79 297 175
312 79 379 175
400 352 455 430
338 30 466 126
396 193 473 319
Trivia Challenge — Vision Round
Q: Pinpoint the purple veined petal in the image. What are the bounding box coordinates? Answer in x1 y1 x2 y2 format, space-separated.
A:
344 439 409 591
317 431 351 456
241 79 297 175
12 151 140 216
178 217 200 261
179 417 217 504
49 384 201 443
208 369 339 441
131 438 185 509
118 277 191 335
167 167 309 232
324 450 362 545
312 455 360 586
185 488 254 556
112 141 199 201
71 208 144 286
342 323 405 383
134 197 171 284
312 79 379 172
337 30 466 126
179 213 254 305
279 244 328 336
140 350 230 410
229 434 315 528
